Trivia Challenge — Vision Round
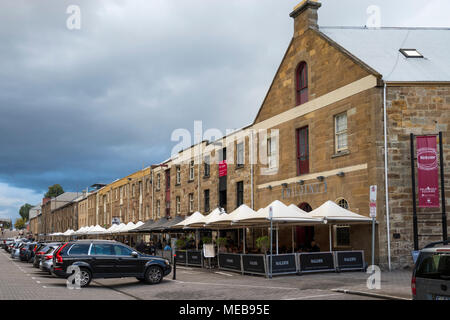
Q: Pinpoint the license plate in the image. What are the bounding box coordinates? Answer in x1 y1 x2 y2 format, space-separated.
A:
435 295 450 300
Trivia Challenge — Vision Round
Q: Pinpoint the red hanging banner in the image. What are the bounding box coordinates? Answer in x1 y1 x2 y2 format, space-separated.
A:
417 136 440 208
219 160 227 177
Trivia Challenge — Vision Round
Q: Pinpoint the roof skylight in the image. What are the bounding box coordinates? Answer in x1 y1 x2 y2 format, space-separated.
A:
400 49 424 58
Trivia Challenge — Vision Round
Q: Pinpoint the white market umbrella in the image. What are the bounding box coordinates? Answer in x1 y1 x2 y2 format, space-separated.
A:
89 225 108 235
128 221 144 232
308 201 372 223
308 201 372 251
172 212 204 229
182 212 207 229
116 221 136 233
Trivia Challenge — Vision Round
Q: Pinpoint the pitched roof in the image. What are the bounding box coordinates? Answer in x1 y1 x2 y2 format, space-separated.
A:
319 26 450 82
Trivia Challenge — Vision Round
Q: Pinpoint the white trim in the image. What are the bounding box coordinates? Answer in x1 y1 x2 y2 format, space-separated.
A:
253 75 378 130
257 163 368 189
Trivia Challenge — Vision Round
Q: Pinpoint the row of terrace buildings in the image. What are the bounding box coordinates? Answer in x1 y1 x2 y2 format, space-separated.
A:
29 1 450 269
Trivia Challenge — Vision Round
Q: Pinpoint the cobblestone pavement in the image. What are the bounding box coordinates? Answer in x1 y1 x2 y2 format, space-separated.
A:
0 251 390 300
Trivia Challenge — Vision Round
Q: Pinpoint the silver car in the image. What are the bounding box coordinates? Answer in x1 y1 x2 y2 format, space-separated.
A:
412 241 450 300
10 242 24 259
39 246 58 274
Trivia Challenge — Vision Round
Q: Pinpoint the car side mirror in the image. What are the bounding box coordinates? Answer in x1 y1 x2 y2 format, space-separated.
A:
131 251 139 258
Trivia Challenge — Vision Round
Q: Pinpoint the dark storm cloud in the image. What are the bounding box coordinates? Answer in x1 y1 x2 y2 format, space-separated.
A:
0 0 448 220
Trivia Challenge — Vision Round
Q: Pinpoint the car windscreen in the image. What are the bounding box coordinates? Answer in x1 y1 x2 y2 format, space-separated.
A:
416 252 450 280
67 243 91 256
38 246 49 252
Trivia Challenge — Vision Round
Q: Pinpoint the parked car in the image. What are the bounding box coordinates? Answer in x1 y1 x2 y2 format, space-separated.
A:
2 239 14 251
40 245 59 274
11 242 25 259
412 240 450 300
34 243 60 268
52 240 171 287
19 242 37 262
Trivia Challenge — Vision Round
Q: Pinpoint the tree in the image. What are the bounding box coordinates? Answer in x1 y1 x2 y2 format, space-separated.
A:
45 184 64 198
19 203 33 222
14 218 26 230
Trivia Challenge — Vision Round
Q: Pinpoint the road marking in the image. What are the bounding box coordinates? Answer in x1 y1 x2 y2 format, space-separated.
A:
36 281 41 284
214 272 233 277
172 280 298 291
284 293 343 300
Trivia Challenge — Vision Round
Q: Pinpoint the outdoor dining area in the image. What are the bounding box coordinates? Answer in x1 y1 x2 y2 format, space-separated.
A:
47 200 374 277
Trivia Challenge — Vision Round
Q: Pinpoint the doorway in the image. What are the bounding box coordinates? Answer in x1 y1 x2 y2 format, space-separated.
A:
295 202 314 251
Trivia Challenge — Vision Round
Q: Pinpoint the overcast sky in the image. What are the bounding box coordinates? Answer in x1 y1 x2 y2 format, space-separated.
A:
0 0 448 222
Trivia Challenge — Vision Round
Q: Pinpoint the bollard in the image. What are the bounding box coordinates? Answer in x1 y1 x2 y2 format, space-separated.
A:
172 253 176 280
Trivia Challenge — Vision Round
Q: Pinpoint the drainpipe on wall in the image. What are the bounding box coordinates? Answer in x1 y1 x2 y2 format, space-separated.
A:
250 130 254 210
383 82 392 271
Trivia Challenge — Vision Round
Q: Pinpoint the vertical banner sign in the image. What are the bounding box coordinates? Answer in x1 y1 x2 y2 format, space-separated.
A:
369 185 377 218
219 160 227 177
417 136 440 207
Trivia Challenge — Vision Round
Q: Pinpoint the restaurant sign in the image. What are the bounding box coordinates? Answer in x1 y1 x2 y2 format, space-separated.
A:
175 250 187 264
268 254 297 274
298 252 335 273
417 136 440 208
218 253 241 271
242 255 266 275
281 181 327 199
335 251 365 271
187 251 202 266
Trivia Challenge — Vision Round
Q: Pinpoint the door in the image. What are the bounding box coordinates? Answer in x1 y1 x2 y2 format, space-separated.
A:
90 243 116 277
113 244 143 276
296 127 309 175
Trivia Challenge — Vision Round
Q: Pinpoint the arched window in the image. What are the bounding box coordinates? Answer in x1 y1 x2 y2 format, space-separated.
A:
296 62 308 105
298 202 312 213
336 198 349 209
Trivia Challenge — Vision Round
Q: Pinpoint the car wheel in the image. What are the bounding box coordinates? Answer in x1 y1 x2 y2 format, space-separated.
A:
79 268 92 287
145 266 163 284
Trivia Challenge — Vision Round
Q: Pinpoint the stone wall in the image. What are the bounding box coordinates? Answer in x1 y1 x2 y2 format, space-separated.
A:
384 85 450 268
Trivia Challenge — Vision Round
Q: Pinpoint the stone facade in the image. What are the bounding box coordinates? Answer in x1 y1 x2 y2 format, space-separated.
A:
381 85 450 268
35 1 449 271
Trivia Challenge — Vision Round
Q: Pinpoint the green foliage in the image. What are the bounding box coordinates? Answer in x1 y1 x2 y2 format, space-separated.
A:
201 236 212 244
14 218 26 230
45 184 64 198
256 236 270 252
19 203 33 222
175 238 186 249
216 237 228 248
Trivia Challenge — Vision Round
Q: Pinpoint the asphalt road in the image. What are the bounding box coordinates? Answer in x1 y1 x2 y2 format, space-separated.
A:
0 250 381 300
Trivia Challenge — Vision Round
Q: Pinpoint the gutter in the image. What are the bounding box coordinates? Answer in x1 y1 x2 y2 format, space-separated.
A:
383 82 392 271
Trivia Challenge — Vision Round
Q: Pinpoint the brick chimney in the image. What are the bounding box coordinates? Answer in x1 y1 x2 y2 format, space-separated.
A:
290 0 321 38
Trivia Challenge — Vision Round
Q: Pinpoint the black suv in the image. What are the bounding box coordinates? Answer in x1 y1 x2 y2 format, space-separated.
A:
52 240 171 287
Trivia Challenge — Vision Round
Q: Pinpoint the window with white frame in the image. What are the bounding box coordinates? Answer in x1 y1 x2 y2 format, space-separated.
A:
157 173 161 190
236 142 244 167
335 113 348 152
267 135 277 169
176 166 181 184
156 200 160 217
176 196 181 214
189 193 194 212
189 161 195 181
204 155 210 177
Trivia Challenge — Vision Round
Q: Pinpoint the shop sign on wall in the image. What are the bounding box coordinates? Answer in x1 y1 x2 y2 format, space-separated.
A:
281 181 327 199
